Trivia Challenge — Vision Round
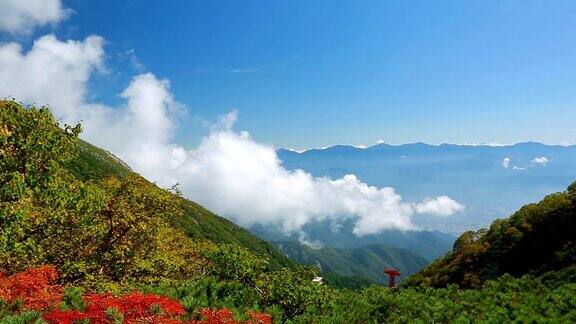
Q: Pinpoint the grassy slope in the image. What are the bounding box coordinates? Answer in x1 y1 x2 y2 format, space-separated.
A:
274 241 429 284
66 139 293 268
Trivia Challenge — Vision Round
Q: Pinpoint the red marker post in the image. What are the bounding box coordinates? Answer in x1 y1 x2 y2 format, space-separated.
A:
383 267 401 288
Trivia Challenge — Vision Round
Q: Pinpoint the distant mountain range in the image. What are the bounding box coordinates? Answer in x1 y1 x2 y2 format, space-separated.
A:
252 219 454 260
273 241 429 284
251 221 454 283
278 142 576 234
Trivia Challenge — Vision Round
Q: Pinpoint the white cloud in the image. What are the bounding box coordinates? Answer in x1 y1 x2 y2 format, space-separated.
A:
0 0 71 35
501 157 526 170
0 33 465 236
0 34 105 119
298 234 323 250
376 139 386 144
173 125 463 235
414 196 465 216
531 156 551 166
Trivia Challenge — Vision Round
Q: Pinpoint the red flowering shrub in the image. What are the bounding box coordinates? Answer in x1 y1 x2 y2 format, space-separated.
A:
1 266 272 324
43 309 88 324
44 292 186 324
247 311 272 324
86 292 185 323
198 308 237 323
0 265 62 310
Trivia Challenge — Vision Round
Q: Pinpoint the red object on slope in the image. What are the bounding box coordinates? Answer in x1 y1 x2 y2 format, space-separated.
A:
1 266 272 324
383 267 401 288
0 265 62 310
45 292 186 324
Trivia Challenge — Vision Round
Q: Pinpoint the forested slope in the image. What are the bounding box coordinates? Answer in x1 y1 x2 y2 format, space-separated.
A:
408 181 576 288
67 139 292 269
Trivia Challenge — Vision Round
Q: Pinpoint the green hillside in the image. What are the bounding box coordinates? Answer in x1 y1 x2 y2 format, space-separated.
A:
65 139 132 181
65 140 293 269
275 241 428 284
0 100 290 279
407 181 576 288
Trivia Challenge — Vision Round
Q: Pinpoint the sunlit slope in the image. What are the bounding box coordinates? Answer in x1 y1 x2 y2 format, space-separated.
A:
67 139 293 268
408 181 576 288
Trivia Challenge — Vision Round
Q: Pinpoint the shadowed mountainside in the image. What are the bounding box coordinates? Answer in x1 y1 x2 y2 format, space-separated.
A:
274 241 429 284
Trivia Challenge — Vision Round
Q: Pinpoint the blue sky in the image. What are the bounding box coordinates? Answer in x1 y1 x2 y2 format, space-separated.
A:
7 0 576 149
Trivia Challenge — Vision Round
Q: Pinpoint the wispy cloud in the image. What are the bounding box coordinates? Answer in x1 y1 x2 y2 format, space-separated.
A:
228 68 263 74
195 56 298 76
194 65 266 75
118 49 145 72
414 196 465 217
502 157 525 170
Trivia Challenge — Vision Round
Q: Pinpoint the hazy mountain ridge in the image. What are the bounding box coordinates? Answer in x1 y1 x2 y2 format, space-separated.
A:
283 141 575 155
278 142 576 234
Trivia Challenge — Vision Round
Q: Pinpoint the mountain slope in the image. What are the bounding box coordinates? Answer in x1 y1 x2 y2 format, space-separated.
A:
407 181 576 288
274 241 429 284
67 139 293 269
252 221 454 261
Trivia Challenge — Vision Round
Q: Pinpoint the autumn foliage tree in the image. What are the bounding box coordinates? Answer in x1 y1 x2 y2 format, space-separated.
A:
1 100 81 270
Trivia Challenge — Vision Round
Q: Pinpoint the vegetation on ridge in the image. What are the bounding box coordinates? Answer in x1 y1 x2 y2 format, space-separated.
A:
407 180 576 288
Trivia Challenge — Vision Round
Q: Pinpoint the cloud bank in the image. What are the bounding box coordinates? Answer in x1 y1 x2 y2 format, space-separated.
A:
0 0 71 35
0 34 465 236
